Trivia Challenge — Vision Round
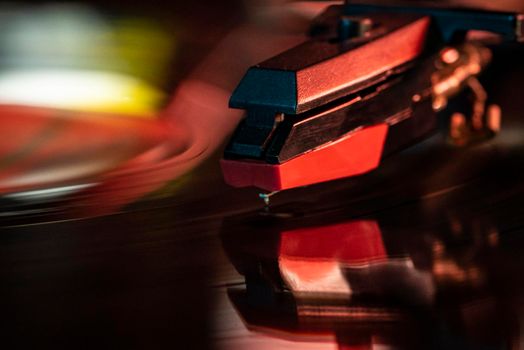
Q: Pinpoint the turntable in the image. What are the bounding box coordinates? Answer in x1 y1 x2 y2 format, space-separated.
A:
2 1 524 349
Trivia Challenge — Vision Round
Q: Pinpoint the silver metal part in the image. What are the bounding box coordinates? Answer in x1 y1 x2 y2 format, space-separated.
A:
259 191 278 206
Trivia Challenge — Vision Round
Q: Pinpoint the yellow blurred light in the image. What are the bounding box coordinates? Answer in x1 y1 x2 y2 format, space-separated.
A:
0 69 165 117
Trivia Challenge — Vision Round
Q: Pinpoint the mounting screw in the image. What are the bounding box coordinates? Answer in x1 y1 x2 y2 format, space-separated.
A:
337 16 373 41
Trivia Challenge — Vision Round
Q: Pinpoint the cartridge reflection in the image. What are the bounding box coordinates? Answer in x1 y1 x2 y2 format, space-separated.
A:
221 210 523 349
278 220 435 307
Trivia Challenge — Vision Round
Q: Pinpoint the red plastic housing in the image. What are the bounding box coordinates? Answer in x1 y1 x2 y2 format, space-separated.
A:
221 123 389 191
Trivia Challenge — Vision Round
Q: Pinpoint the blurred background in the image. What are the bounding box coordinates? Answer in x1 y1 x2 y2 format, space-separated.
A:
0 0 314 217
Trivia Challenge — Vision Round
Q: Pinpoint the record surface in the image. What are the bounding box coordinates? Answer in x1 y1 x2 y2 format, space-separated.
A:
2 1 524 349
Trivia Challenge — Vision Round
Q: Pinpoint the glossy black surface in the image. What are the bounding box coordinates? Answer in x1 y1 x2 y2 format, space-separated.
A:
3 2 524 349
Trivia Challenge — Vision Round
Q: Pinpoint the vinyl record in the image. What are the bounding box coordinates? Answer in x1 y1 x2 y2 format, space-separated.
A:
2 2 524 350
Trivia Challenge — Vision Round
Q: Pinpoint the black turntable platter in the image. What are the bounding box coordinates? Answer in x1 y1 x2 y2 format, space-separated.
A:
2 1 524 350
